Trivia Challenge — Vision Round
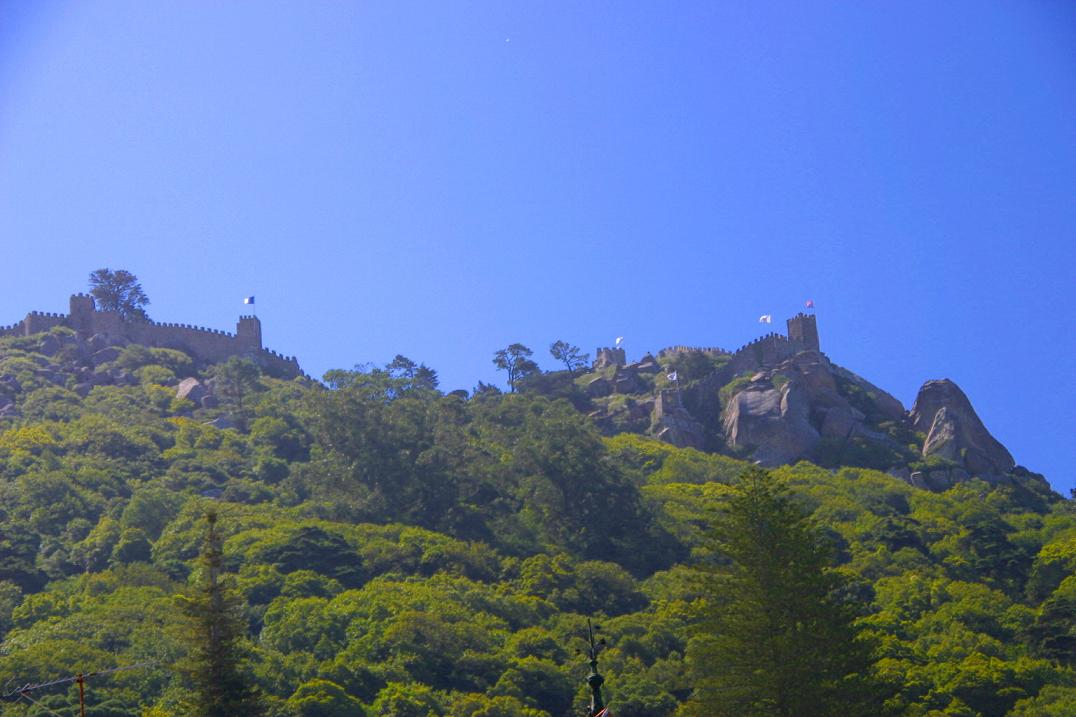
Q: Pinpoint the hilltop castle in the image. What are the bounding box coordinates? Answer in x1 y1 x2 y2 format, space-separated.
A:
0 294 303 378
595 312 820 369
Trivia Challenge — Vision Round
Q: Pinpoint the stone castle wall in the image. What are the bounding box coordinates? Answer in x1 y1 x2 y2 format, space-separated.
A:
657 345 731 358
599 315 821 378
1 294 303 378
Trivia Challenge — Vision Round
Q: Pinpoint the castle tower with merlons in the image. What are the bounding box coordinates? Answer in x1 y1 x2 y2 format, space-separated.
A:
786 312 819 352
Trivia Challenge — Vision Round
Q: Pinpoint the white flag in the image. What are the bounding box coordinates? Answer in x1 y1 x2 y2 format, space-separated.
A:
667 371 678 382
758 314 772 324
614 336 624 347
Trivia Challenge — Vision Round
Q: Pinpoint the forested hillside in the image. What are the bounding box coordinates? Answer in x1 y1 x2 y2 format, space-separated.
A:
0 326 1072 716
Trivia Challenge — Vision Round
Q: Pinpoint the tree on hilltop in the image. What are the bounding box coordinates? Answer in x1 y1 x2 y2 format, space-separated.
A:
387 354 440 391
494 343 539 392
550 340 589 373
89 268 151 320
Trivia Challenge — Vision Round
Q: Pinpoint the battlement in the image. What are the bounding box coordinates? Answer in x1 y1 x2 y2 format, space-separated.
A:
1 294 303 379
657 345 731 358
594 346 626 369
732 332 790 353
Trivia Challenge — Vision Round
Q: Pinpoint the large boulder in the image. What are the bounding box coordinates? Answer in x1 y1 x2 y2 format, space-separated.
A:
176 377 208 404
910 379 1014 478
723 381 819 466
91 346 123 365
651 391 705 450
585 376 612 397
37 334 61 357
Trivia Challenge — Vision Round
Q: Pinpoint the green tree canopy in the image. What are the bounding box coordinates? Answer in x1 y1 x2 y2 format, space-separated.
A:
683 467 884 717
493 344 539 392
88 268 151 321
549 340 589 373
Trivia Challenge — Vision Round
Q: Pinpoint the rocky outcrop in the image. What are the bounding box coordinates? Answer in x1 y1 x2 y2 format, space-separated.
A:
830 365 906 422
635 354 662 374
718 351 908 466
910 379 1014 479
584 375 612 397
651 391 705 450
723 378 819 466
612 366 643 394
541 318 1031 491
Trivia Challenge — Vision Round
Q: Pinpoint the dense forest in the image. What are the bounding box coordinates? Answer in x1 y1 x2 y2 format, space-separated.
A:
0 320 1072 716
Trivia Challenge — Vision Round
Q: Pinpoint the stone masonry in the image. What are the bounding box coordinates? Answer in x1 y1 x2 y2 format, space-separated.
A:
0 294 303 378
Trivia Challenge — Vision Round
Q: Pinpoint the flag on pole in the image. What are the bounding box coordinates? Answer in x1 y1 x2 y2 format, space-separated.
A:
614 336 624 347
805 299 815 309
758 314 772 324
243 296 255 305
667 371 678 382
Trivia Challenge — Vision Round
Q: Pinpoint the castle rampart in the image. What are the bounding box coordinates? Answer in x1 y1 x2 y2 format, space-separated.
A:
657 345 731 358
2 294 303 378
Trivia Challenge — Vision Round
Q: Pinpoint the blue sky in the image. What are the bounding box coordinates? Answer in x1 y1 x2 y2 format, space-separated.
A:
1 1 1073 494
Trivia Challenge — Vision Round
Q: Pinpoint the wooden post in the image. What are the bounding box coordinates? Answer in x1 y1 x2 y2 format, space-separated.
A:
77 674 86 717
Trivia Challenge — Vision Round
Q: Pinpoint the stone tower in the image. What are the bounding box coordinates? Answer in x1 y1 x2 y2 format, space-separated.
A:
236 315 262 351
594 347 626 369
68 294 96 333
786 313 820 352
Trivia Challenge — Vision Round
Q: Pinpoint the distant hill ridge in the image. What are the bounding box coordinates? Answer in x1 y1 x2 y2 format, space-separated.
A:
0 293 303 378
0 294 1046 492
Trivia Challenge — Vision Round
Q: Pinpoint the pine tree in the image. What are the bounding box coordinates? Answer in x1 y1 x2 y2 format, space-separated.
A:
177 511 264 717
88 268 150 320
684 468 883 717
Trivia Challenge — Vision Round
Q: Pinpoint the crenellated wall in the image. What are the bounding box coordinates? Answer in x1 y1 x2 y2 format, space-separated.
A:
1 294 304 378
657 345 731 358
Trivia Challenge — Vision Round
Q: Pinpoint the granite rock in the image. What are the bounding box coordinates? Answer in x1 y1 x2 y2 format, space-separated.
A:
910 379 1015 479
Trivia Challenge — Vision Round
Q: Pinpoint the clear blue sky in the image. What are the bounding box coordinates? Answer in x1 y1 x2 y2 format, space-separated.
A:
1 1 1073 494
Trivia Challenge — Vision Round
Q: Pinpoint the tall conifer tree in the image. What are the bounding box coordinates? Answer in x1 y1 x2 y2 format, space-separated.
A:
178 511 263 717
684 468 883 717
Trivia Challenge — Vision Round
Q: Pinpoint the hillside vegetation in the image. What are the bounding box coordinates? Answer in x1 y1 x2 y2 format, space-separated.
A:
0 326 1072 716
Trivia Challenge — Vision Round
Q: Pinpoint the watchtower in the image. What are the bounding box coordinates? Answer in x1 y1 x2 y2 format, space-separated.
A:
594 347 626 369
68 294 96 334
786 313 819 352
236 315 262 351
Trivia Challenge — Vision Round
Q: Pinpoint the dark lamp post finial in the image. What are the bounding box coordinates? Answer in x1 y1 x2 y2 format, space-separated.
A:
584 618 606 716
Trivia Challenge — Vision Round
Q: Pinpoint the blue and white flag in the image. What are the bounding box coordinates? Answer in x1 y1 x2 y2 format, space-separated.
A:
243 296 255 305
